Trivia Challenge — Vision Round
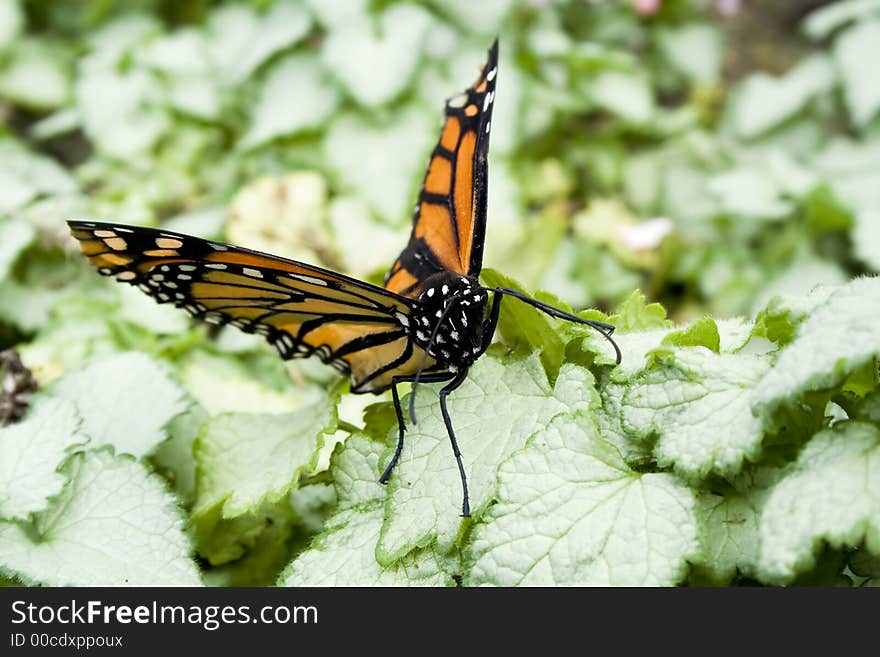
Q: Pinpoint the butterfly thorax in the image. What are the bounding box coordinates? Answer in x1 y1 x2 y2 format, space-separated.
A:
410 272 488 368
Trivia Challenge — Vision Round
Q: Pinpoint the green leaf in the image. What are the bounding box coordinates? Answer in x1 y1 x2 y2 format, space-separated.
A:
479 270 568 376
327 433 386 510
377 354 594 564
0 450 201 586
728 55 834 139
434 0 513 31
750 258 847 320
50 352 187 458
280 505 452 586
466 414 698 586
0 399 86 521
623 347 770 479
661 316 720 352
0 0 24 51
853 207 880 271
656 23 723 84
0 138 78 214
715 318 755 353
590 70 655 124
593 386 653 466
279 434 452 586
116 284 191 335
179 350 316 415
692 469 779 583
834 19 880 128
850 545 880 579
150 404 208 504
324 109 433 222
75 58 168 158
302 0 367 27
240 53 340 148
753 277 880 419
0 219 35 283
662 165 719 225
752 284 838 346
209 1 312 84
321 3 432 107
193 393 338 519
605 327 676 383
609 290 673 332
803 0 880 39
203 502 298 586
708 168 793 220
290 483 337 535
195 500 293 567
758 421 880 583
0 39 70 110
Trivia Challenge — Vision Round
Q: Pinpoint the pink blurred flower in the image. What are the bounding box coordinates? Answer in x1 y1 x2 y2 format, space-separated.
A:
633 0 661 15
716 0 741 16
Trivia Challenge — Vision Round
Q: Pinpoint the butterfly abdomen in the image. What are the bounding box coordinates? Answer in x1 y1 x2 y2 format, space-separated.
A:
410 272 488 368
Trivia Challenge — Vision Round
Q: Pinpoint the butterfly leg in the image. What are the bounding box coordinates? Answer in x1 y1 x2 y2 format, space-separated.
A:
438 368 471 517
472 289 504 360
380 371 456 485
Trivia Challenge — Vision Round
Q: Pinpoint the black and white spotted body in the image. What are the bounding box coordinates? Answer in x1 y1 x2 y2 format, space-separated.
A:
409 271 489 369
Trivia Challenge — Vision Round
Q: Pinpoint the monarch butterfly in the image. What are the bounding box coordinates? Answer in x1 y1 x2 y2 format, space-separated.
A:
67 40 620 516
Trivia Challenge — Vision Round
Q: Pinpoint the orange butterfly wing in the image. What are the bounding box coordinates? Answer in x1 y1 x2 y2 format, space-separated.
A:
385 40 498 297
68 221 436 392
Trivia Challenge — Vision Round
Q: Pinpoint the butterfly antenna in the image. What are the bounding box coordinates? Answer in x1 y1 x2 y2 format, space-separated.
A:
408 295 463 425
492 287 622 365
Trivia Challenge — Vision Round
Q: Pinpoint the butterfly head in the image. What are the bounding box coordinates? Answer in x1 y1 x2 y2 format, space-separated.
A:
412 273 488 367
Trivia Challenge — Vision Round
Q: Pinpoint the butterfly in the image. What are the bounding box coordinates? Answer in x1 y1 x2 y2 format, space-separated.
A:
67 40 620 517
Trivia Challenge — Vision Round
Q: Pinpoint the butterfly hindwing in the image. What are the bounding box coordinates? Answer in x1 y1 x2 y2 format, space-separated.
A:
384 40 498 297
67 221 436 392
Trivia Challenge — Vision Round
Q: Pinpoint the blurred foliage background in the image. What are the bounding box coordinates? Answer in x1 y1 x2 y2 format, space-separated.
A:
2 0 880 585
3 0 879 353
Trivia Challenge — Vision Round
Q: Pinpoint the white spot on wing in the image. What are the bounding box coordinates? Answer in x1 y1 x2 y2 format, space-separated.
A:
448 92 468 108
242 268 262 278
288 273 328 286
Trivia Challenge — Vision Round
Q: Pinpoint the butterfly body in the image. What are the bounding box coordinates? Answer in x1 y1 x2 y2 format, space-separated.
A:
409 272 489 370
68 40 620 516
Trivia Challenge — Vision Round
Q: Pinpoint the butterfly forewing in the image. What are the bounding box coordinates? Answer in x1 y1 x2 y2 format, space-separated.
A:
67 221 437 392
384 40 498 297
